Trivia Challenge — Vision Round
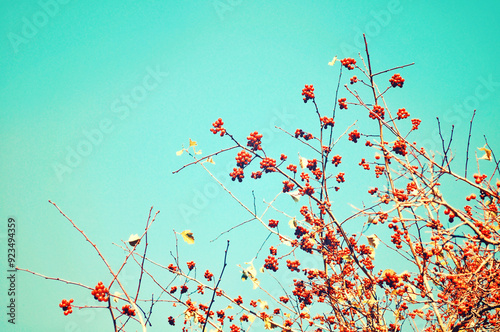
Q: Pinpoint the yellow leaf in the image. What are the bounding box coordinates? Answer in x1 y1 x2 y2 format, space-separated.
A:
478 145 492 161
128 234 141 246
206 157 215 164
176 149 184 156
181 230 195 244
112 291 122 303
289 218 297 229
366 234 380 248
258 299 269 310
263 316 277 329
194 148 202 155
299 154 308 169
189 138 197 147
328 56 338 66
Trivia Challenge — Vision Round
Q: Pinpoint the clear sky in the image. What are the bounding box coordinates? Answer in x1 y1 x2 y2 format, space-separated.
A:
1 0 499 331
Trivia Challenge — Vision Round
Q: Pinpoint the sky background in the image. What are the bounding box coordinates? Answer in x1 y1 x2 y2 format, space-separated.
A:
1 0 500 331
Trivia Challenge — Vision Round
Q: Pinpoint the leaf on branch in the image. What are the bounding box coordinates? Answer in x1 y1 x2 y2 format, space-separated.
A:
328 55 338 66
112 291 122 303
206 157 215 164
189 138 197 147
288 190 301 202
180 230 195 244
258 299 269 310
478 145 492 161
128 234 141 246
264 316 278 329
366 234 380 248
176 149 185 156
239 260 260 289
299 154 308 169
289 218 297 229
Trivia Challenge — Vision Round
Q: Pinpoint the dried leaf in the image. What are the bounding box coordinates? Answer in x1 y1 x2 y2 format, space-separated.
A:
288 190 301 202
299 154 308 169
478 145 492 161
289 218 297 229
176 149 184 156
128 234 141 246
366 234 380 248
206 157 215 164
328 56 338 66
180 230 195 244
189 138 197 147
258 299 269 310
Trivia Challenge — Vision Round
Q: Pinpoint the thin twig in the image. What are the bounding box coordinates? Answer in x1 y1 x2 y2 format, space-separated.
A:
465 110 476 178
202 240 230 331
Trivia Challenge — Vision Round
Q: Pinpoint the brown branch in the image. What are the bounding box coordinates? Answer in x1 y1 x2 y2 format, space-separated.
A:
372 62 415 77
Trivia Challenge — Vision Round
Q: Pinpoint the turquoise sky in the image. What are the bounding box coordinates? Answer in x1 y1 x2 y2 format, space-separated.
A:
1 1 499 331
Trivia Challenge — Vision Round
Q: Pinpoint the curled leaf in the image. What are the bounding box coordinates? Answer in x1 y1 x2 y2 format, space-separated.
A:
288 190 301 203
181 230 195 244
206 157 215 164
189 138 197 147
328 55 338 66
478 145 492 161
289 218 297 229
128 234 141 246
176 149 184 156
299 154 308 169
366 234 380 249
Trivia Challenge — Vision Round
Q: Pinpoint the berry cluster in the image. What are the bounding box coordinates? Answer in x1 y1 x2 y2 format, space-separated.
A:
168 316 175 326
332 155 342 166
411 118 421 130
359 158 370 170
122 304 136 317
251 171 262 179
269 246 277 255
230 168 244 182
187 261 196 270
350 76 358 84
368 187 378 195
280 154 287 161
268 219 279 228
348 130 361 143
338 98 348 109
465 193 477 201
306 159 317 171
397 108 410 120
336 172 345 183
204 270 214 281
247 131 263 151
341 57 356 70
299 182 315 196
389 73 405 88
369 105 385 120
235 150 252 168
287 164 297 173
375 165 385 178
91 281 109 302
295 129 313 140
320 116 335 129
473 173 487 184
264 255 279 272
210 118 226 136
392 140 408 156
283 180 295 193
286 260 301 272
444 208 456 222
301 84 315 103
260 157 276 173
59 299 74 316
